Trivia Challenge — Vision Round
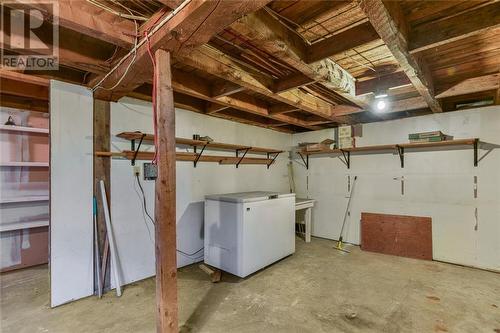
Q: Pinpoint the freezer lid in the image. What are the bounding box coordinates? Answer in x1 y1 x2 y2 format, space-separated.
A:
205 191 295 203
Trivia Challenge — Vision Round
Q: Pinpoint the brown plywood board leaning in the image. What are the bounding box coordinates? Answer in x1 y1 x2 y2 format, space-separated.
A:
360 212 433 261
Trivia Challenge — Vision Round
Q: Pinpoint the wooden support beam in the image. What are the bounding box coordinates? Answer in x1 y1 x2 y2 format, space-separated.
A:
93 0 271 101
273 73 315 93
435 73 500 98
93 99 111 290
269 104 300 115
409 2 500 54
360 0 442 113
0 93 48 112
211 81 245 98
206 103 229 114
0 69 49 86
156 0 184 9
230 9 357 97
170 67 334 129
307 21 380 63
154 49 178 333
355 71 411 96
0 77 49 100
5 0 135 48
178 45 352 121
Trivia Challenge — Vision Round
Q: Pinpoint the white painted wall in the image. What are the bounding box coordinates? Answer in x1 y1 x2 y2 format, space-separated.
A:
50 81 94 306
110 98 291 285
291 106 500 271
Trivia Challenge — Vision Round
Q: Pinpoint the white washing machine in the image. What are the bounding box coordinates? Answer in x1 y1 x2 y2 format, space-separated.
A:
204 191 295 278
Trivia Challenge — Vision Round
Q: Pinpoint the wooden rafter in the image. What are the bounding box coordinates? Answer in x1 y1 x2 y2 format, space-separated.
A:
92 0 271 101
307 21 380 64
5 0 135 48
360 0 442 113
177 45 359 121
408 2 500 54
436 73 500 99
230 9 361 103
356 71 411 96
171 69 321 130
211 81 245 98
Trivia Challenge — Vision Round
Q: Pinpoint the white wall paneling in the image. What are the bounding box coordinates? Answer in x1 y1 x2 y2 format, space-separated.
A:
291 106 500 272
110 98 291 286
50 81 94 307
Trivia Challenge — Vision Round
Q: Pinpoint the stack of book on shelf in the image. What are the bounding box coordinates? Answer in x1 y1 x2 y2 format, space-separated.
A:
408 131 453 143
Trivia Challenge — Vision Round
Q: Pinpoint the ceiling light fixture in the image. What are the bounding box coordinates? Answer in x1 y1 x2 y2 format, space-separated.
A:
376 99 387 112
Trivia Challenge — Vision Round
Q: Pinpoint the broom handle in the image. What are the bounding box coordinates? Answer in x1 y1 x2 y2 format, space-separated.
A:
339 176 357 241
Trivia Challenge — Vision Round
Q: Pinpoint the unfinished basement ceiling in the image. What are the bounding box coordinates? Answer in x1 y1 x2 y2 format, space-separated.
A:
1 0 499 133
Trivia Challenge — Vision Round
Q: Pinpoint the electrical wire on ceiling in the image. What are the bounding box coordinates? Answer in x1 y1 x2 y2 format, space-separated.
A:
91 3 139 92
91 0 192 92
343 49 376 73
263 6 314 45
86 0 148 21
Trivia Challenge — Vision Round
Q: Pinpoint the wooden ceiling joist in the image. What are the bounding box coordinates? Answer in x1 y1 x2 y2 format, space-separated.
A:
211 81 245 98
307 21 380 64
360 0 443 113
0 93 49 113
170 68 320 130
230 9 358 98
5 0 136 48
408 2 500 54
436 73 500 99
356 71 411 96
92 0 271 101
0 78 49 101
177 45 358 122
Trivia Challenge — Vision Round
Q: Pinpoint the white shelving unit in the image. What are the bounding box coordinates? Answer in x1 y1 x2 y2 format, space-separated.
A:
0 113 50 235
0 219 49 232
0 161 50 167
0 124 49 134
0 196 49 204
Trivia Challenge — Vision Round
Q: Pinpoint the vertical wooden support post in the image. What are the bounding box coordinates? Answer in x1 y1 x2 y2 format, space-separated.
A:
154 49 178 333
93 98 111 290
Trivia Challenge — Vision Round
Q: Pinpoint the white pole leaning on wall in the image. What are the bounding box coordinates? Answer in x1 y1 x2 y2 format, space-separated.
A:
99 180 122 297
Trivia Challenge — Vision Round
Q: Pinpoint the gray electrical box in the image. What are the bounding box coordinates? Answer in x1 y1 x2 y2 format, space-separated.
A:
143 163 157 180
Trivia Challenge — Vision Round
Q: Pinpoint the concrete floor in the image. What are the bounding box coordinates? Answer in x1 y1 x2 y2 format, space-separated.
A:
1 238 499 333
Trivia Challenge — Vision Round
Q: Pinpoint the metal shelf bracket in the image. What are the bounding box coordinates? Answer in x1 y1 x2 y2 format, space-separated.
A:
235 148 250 168
266 152 281 169
339 150 350 169
396 145 405 168
297 152 309 169
131 134 146 166
193 144 207 167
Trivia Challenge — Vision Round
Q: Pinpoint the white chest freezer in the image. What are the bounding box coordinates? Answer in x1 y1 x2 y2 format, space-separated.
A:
204 191 295 278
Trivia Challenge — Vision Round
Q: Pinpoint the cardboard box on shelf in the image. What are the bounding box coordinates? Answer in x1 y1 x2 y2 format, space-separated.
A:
338 137 355 149
338 125 352 138
300 139 335 152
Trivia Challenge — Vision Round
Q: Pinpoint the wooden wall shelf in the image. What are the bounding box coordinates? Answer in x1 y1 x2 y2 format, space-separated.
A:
297 138 498 169
96 151 276 166
112 131 283 168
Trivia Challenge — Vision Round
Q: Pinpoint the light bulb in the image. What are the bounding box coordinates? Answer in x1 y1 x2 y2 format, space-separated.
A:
376 100 387 111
